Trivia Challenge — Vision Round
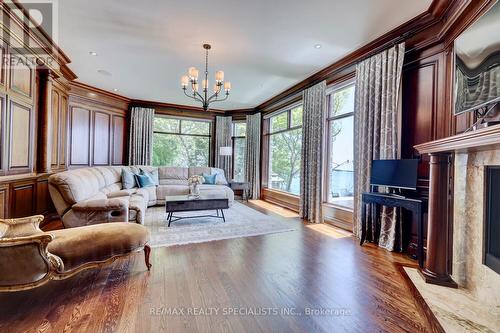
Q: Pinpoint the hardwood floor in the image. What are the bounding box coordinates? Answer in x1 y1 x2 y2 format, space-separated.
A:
0 201 433 333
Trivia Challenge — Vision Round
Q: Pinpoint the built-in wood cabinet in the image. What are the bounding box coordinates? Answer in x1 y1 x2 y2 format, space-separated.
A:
67 82 128 168
50 80 70 170
0 46 36 176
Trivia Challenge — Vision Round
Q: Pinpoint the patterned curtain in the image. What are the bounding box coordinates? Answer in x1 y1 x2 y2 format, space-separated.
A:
353 43 405 251
128 107 155 165
300 81 326 223
215 116 233 178
245 113 261 199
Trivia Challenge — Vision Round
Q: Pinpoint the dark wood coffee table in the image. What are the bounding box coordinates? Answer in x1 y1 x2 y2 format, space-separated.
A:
165 195 229 227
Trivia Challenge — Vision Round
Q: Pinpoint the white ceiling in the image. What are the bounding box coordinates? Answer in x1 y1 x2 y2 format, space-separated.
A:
58 0 432 110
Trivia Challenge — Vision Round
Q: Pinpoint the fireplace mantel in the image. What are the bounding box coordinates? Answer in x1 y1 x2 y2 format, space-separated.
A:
415 124 500 154
414 124 500 287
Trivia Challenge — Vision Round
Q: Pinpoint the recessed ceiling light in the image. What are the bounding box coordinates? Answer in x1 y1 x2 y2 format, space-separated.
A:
314 44 322 49
97 69 112 76
113 88 119 92
89 51 98 56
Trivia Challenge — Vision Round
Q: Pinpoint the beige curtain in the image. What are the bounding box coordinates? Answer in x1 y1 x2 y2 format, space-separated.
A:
353 43 405 251
215 116 233 178
300 81 326 223
128 107 155 165
245 113 261 199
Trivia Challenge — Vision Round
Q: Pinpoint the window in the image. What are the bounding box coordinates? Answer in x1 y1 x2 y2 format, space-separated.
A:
152 116 211 167
232 122 246 182
266 105 303 195
326 83 355 208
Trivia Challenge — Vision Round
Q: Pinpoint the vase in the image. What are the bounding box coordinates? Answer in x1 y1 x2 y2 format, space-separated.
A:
190 183 200 197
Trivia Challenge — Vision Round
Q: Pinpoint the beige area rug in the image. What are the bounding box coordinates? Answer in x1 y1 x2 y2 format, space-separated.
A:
144 202 296 247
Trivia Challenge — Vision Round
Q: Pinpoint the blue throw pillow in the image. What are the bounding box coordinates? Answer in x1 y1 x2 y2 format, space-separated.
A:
140 168 159 186
122 169 137 189
202 173 216 185
135 174 155 188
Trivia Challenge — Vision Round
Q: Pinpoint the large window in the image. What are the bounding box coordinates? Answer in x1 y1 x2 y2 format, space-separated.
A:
232 122 246 182
266 105 303 195
326 83 355 208
152 116 211 167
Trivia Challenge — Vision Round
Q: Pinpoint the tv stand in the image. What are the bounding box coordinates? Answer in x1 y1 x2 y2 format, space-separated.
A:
360 192 427 268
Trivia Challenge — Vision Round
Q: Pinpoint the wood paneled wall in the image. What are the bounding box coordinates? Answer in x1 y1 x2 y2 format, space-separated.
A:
67 82 129 168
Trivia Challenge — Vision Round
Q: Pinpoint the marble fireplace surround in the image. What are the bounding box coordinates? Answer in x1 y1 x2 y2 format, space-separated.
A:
453 149 500 310
413 126 500 331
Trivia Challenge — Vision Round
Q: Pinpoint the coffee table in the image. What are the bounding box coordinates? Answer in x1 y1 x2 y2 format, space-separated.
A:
165 195 229 227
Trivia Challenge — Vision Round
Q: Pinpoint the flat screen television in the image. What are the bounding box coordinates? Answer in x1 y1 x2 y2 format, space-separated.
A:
454 1 500 115
370 159 418 190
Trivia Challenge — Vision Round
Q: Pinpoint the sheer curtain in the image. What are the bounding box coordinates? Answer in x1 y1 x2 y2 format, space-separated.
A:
353 43 405 251
245 113 261 199
300 81 327 223
128 107 155 165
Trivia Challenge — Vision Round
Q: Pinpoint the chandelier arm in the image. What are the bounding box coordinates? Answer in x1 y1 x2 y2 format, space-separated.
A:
194 90 206 103
210 93 229 103
184 89 205 103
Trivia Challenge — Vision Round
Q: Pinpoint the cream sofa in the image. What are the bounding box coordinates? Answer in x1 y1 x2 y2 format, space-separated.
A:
48 166 234 228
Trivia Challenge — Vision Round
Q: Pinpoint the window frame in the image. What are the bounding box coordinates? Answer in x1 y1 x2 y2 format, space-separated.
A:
231 120 246 181
324 80 356 207
152 114 213 167
263 102 303 196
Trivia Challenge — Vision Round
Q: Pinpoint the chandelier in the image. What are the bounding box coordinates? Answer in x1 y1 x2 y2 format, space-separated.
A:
180 44 231 111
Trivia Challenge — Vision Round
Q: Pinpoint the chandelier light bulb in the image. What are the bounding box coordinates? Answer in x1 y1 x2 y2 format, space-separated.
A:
213 84 219 93
215 70 224 82
224 81 231 91
202 79 208 90
181 75 189 87
188 67 199 80
192 82 199 92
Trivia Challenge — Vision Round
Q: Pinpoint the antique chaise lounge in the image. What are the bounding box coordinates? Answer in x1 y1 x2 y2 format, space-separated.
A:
0 215 151 292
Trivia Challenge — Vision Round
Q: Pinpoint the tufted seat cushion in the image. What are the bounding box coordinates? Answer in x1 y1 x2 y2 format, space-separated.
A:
47 223 150 272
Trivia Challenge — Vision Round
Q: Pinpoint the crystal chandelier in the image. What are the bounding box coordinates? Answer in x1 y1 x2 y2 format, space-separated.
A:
180 44 231 111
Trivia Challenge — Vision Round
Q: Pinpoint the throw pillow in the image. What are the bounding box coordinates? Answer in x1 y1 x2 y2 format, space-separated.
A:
135 173 155 188
202 173 217 185
211 168 228 185
121 168 137 189
140 168 159 186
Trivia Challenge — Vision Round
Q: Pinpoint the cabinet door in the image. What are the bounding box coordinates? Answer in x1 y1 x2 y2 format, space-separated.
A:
59 95 68 166
93 111 111 165
8 99 33 173
112 115 126 165
69 107 91 166
9 52 34 100
10 181 35 218
51 89 60 168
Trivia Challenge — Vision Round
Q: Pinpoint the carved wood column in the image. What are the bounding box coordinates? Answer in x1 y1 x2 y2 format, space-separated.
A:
36 70 54 173
420 152 457 287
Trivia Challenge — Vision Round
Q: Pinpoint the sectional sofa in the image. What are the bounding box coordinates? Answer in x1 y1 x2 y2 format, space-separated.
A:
48 166 234 228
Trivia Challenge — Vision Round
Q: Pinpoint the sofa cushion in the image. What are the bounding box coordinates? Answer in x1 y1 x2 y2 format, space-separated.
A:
121 168 137 189
138 186 157 206
48 223 150 272
158 167 188 181
157 184 189 200
189 167 211 178
106 189 136 198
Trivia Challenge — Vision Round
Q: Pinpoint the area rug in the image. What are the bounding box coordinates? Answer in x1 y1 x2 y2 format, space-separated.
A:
144 202 296 247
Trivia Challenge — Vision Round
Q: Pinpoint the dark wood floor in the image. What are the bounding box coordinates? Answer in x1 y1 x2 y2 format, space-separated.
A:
0 201 432 333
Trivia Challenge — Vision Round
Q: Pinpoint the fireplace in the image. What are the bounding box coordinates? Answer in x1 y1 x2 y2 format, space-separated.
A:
485 167 500 274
